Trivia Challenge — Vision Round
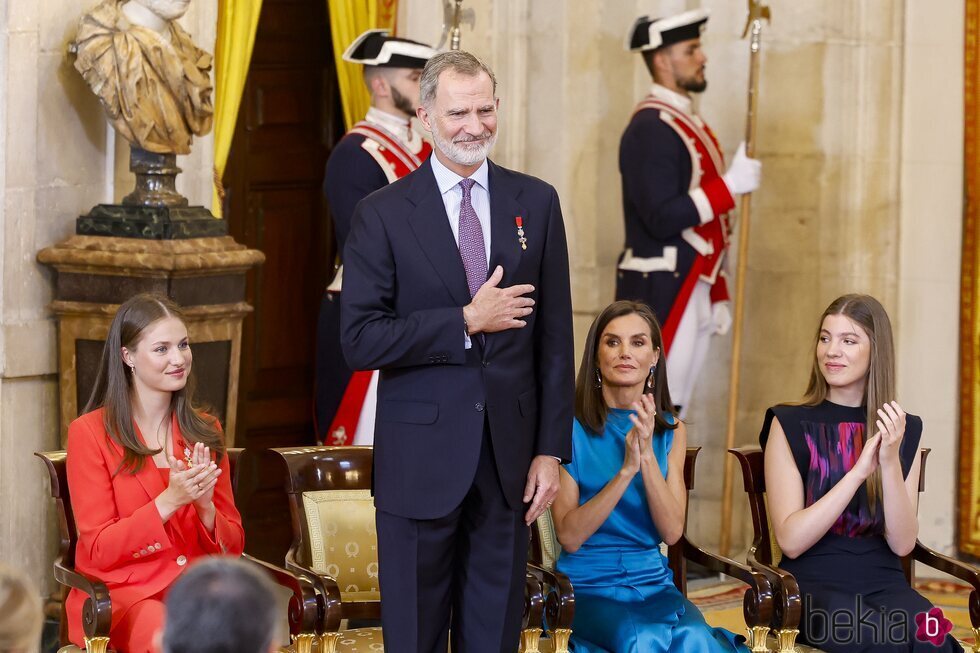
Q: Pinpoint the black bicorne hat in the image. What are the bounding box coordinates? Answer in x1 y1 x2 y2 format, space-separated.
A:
343 29 437 68
627 8 710 52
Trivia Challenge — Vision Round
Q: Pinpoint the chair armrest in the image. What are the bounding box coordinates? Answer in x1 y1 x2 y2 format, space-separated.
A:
746 550 802 632
911 541 980 627
675 536 774 628
523 572 546 630
284 548 344 632
243 554 320 636
525 562 575 630
53 558 112 640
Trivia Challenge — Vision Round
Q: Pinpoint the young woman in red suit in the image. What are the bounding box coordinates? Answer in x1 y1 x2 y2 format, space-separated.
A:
66 294 244 651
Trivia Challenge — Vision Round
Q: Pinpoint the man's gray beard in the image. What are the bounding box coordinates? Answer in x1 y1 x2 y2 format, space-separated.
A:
138 0 191 21
432 128 497 167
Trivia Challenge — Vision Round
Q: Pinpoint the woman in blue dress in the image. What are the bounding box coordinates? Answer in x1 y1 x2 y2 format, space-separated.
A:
552 300 747 653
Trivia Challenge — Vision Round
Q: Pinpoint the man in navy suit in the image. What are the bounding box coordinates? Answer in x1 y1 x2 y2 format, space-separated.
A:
341 50 573 653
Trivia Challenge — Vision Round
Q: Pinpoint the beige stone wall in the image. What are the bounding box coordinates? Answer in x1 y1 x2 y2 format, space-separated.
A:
897 0 963 554
0 0 217 591
402 0 964 556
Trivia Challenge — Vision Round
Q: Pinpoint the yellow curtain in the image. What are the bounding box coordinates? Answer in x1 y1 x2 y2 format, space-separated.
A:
211 0 264 217
328 0 399 131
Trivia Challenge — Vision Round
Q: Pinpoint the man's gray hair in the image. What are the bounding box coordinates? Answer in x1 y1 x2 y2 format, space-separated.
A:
161 557 284 653
420 50 497 108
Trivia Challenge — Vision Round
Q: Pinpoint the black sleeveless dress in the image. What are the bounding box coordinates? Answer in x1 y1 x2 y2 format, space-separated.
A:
760 401 962 652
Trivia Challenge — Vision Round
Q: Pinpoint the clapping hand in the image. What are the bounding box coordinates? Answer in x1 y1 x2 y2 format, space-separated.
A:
166 442 220 509
628 394 657 456
622 394 657 476
852 433 881 480
875 401 906 466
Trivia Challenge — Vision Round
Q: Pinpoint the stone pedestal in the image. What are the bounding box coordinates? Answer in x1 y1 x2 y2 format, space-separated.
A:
37 235 265 446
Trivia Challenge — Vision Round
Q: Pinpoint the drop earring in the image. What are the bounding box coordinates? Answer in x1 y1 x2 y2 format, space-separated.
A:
647 364 656 389
594 368 602 389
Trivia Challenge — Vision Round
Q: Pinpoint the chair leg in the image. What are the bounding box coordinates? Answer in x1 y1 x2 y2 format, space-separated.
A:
83 636 110 653
319 632 341 653
547 628 572 653
774 628 799 653
745 625 770 653
291 633 315 653
520 627 542 653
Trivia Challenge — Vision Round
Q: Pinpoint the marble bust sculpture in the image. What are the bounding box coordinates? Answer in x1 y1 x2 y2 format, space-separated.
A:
73 0 214 155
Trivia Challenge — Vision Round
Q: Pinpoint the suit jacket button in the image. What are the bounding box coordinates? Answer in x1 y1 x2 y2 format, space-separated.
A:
176 555 188 566
133 553 140 558
482 360 489 367
475 402 484 412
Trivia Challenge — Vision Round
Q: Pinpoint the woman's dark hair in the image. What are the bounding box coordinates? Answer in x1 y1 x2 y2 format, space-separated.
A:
574 300 677 435
798 293 895 516
85 293 222 474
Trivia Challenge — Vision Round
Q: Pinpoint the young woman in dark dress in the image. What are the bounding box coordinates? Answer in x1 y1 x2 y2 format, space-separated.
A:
761 294 961 651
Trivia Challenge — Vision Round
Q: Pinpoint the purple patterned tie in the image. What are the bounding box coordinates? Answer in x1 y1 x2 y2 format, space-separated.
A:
457 178 487 298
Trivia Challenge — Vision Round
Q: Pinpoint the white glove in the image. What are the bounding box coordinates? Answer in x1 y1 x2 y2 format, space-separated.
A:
712 302 732 336
722 142 761 196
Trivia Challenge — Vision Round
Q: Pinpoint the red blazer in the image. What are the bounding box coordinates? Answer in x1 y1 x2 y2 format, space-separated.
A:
65 408 244 645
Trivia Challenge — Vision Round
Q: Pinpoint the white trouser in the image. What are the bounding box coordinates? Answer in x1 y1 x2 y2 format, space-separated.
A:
353 370 379 445
666 281 714 417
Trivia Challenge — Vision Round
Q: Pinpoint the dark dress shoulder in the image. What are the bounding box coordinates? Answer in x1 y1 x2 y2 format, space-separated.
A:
761 401 921 536
756 401 958 652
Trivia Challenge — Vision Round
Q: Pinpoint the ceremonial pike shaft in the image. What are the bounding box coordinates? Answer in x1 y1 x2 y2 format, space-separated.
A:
720 1 769 558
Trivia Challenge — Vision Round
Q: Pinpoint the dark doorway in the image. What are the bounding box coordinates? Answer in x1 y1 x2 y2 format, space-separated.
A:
224 0 343 563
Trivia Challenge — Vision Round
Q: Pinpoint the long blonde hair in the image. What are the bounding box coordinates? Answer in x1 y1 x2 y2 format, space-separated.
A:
0 565 43 652
801 294 896 516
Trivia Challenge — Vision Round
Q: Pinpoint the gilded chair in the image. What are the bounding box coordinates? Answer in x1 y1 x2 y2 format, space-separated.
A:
271 445 548 653
528 447 775 653
731 446 980 653
36 448 321 653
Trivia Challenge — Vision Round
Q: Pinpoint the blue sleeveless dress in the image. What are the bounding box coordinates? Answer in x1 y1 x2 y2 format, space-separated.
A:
556 410 748 653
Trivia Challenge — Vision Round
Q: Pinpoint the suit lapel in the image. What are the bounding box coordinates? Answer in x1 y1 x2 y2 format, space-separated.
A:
406 163 471 307
126 421 166 500
485 162 527 359
487 161 526 288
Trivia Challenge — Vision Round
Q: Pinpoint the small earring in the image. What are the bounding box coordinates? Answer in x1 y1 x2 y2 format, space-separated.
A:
594 368 602 389
647 365 656 390
129 363 135 375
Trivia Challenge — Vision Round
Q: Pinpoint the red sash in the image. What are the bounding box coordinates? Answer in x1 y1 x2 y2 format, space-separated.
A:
326 122 431 445
632 97 732 351
349 121 432 183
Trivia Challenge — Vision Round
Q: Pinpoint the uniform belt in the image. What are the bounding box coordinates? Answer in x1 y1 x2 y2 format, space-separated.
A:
617 247 677 273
